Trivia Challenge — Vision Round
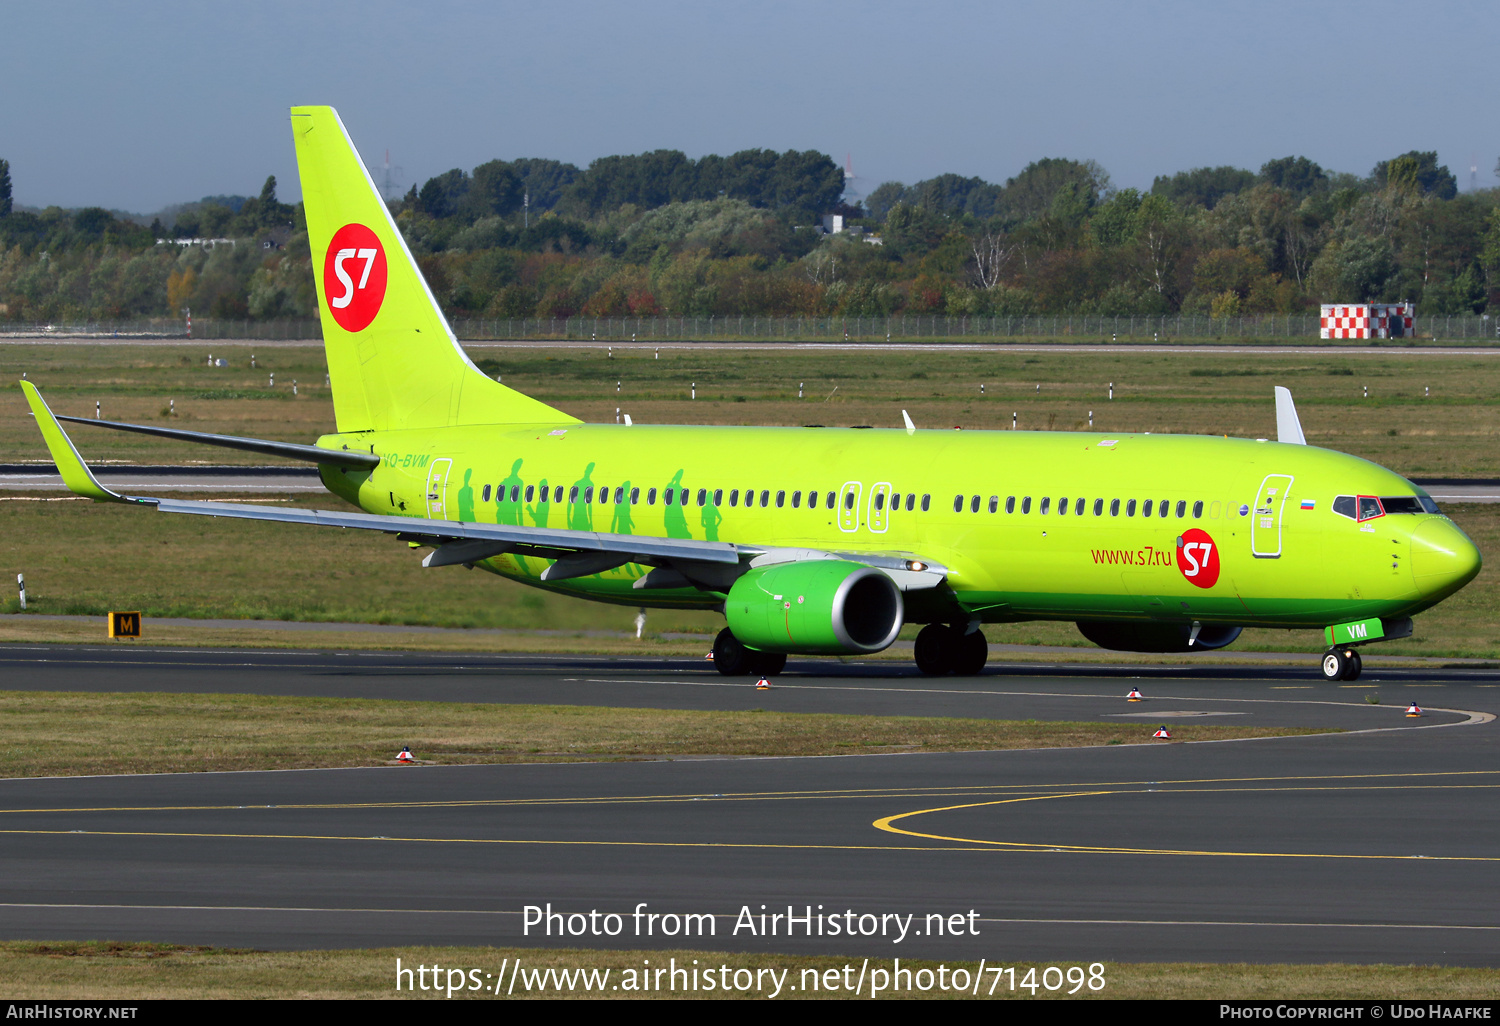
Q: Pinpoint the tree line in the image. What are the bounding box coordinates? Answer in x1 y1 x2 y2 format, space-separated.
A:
0 144 1496 326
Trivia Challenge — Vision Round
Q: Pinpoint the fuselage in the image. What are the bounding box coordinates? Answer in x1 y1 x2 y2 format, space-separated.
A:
315 423 1481 633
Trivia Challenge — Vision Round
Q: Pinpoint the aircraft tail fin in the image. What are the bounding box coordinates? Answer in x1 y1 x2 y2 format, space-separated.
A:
290 106 577 433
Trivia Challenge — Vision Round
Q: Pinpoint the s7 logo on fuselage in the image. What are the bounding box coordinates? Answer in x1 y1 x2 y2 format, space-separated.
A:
1176 528 1220 588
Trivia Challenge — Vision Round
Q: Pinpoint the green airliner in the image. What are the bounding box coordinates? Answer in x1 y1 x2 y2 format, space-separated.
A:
20 106 1482 682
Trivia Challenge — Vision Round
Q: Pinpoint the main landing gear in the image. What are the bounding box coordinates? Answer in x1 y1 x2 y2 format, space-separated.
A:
1321 647 1362 682
711 627 786 677
914 623 988 676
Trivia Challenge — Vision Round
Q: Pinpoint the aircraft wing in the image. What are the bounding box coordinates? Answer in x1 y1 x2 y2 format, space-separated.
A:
21 381 948 590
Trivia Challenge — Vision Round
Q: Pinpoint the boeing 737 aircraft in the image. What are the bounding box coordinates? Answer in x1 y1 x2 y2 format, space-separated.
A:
20 106 1483 681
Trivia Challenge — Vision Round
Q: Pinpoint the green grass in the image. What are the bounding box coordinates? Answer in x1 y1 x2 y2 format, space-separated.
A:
0 691 1327 777
0 943 1493 999
6 342 1500 477
4 342 1500 655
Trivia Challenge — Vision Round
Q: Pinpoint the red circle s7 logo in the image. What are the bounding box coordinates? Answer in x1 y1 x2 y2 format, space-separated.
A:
1176 528 1220 588
322 223 388 332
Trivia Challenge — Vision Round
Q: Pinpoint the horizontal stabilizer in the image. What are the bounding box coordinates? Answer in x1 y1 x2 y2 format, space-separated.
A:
56 415 380 468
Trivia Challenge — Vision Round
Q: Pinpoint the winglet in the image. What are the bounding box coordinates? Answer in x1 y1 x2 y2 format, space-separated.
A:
902 410 916 436
1274 386 1306 445
19 381 127 501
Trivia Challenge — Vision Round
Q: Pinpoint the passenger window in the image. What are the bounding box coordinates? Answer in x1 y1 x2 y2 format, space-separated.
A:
1110 498 1120 516
874 493 884 511
807 491 818 509
511 485 520 502
745 490 755 508
1021 496 1032 514
600 487 610 505
845 491 856 511
792 490 802 508
1175 500 1186 518
1357 496 1384 521
1126 499 1136 516
663 488 673 506
1058 496 1068 515
554 486 564 503
827 492 836 508
953 495 964 513
970 495 981 513
891 492 901 509
1209 500 1221 519
568 486 578 503
921 494 930 511
482 484 492 502
1193 500 1203 518
988 496 998 513
585 486 594 503
713 488 723 506
729 489 739 506
629 487 639 504
1005 496 1015 513
761 490 770 507
777 490 786 508
614 486 625 503
697 488 707 506
525 485 534 503
1092 498 1102 516
1040 497 1050 514
1158 500 1168 518
906 494 915 511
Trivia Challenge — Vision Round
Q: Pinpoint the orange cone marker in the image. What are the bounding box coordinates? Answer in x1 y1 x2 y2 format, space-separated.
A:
705 651 715 661
1153 726 1172 739
755 676 771 690
1127 687 1144 702
1406 703 1423 718
396 746 415 763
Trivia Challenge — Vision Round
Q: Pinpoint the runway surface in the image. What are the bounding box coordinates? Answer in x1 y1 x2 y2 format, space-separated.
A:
0 646 1497 964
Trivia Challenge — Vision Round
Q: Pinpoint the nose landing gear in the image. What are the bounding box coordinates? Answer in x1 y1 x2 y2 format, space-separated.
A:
1321 647 1362 681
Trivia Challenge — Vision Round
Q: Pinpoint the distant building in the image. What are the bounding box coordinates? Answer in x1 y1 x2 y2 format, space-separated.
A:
820 213 844 235
1320 303 1414 339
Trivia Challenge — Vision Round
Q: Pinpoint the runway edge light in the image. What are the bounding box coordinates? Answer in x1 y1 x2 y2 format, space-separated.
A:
1406 703 1424 718
755 677 771 690
1153 726 1172 739
1127 687 1144 702
397 746 415 763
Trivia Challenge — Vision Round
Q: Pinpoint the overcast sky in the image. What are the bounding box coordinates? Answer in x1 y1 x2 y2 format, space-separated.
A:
2 0 1494 213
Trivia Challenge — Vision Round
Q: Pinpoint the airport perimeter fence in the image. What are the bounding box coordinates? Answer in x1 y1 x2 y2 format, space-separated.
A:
2 313 1497 343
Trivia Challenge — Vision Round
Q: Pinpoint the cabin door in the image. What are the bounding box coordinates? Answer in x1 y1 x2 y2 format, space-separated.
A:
1250 474 1294 558
426 458 453 519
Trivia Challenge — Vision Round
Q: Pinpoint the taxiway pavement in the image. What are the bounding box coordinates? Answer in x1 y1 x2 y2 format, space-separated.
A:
0 648 1496 964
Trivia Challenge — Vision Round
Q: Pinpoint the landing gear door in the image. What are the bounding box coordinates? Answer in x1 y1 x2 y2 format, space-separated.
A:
1251 474 1294 558
426 457 453 519
838 481 862 533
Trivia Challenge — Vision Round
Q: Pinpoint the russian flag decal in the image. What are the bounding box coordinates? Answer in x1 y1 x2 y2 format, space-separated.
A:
1301 499 1316 509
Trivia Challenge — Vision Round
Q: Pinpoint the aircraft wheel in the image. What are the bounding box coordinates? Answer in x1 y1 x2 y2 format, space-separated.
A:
914 624 953 675
749 650 787 676
1320 649 1348 682
950 627 988 676
1339 650 1362 681
712 627 754 676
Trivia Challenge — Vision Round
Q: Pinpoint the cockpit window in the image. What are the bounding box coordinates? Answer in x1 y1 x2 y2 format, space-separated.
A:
1380 496 1424 514
1332 495 1355 519
1419 495 1440 514
1357 496 1383 521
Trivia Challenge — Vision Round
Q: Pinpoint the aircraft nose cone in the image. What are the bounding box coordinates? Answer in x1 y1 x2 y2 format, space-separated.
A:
1411 517 1481 600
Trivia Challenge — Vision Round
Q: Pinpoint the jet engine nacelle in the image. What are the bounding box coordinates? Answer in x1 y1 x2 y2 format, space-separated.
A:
1076 621 1242 653
725 560 904 655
